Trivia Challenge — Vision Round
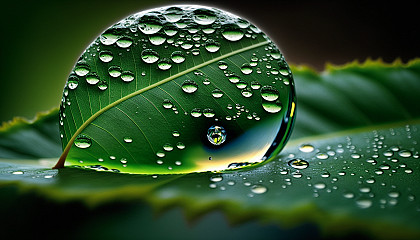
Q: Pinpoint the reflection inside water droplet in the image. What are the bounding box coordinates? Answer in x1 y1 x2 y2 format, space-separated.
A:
207 125 227 145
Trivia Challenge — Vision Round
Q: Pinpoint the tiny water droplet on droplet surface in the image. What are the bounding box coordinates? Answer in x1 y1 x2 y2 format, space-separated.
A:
212 89 224 98
163 143 173 151
207 125 227 145
157 58 172 70
260 86 279 101
121 71 135 82
176 142 186 150
204 39 220 53
74 135 92 149
222 24 244 41
193 8 217 25
191 108 202 118
262 100 282 113
182 80 198 93
109 66 122 77
164 7 184 22
240 63 253 74
99 51 113 62
86 73 100 85
171 51 185 63
162 99 173 109
218 61 228 70
398 150 412 158
138 15 163 35
288 159 309 169
141 49 159 63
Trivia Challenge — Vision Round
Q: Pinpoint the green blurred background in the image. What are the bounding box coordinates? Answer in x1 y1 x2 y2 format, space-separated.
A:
1 0 419 123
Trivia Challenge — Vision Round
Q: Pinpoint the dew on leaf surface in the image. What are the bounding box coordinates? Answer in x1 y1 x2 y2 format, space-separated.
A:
59 5 295 174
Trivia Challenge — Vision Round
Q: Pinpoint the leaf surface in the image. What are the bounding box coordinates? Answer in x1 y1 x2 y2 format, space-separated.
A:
1 60 420 239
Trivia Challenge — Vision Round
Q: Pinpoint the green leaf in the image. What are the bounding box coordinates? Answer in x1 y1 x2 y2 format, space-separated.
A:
57 5 296 174
1 59 420 239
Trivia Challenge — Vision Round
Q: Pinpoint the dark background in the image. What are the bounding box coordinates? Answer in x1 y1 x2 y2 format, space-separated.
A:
1 0 419 123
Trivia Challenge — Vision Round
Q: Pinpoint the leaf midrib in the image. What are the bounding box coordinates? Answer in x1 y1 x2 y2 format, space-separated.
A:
54 40 271 169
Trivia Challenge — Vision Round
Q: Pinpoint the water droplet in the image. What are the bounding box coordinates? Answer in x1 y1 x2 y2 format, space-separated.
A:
123 137 133 143
74 134 92 148
299 144 315 153
180 41 193 50
191 108 202 118
162 99 174 109
98 81 108 91
262 100 282 113
222 24 244 41
108 66 122 77
121 71 135 82
182 80 198 93
120 158 128 164
100 29 121 45
356 198 372 209
210 174 223 182
343 191 355 199
163 24 178 36
163 143 173 151
240 63 253 74
148 34 166 45
67 75 79 90
171 51 185 63
203 108 215 118
321 171 330 178
172 131 180 137
316 153 329 160
314 182 326 190
74 62 90 76
236 18 250 28
236 80 247 89
270 49 282 59
241 88 253 98
251 185 267 194
398 150 412 158
163 7 184 22
116 36 133 48
218 61 228 70
99 50 114 62
207 125 227 145
193 8 217 25
86 73 100 85
288 159 309 169
204 39 220 53
250 81 261 90
141 49 160 63
260 86 279 101
156 151 165 158
157 58 172 70
292 171 302 178
351 153 361 159
212 89 224 98
228 75 240 84
138 15 163 34
175 161 182 166
388 191 400 198
176 142 185 149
